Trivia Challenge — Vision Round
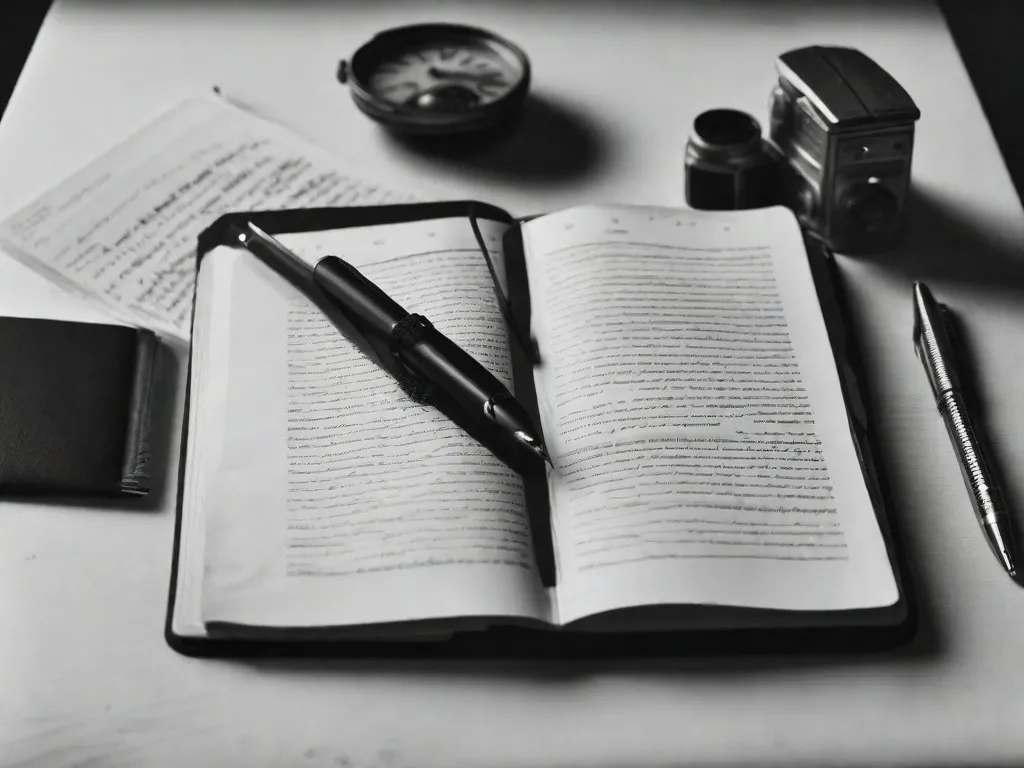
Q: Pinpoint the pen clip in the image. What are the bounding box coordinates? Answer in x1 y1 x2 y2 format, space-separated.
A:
938 303 984 409
938 304 961 356
913 282 962 397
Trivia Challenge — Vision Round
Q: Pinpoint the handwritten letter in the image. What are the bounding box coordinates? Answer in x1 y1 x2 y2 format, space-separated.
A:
0 95 414 338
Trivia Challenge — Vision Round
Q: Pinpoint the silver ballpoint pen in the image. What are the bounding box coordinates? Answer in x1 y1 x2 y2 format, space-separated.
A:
912 281 1018 577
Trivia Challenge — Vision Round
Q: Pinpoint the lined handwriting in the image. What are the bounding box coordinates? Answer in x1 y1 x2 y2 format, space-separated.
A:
529 227 847 574
280 241 530 577
0 97 412 337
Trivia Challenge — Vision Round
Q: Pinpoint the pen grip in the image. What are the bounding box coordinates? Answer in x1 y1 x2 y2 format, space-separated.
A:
399 325 511 406
939 390 1008 524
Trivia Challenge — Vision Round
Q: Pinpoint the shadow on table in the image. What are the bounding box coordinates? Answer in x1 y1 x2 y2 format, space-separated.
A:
236 578 945 677
860 182 1024 591
3 341 183 514
932 307 1024 593
868 182 1024 297
236 635 941 680
381 92 609 189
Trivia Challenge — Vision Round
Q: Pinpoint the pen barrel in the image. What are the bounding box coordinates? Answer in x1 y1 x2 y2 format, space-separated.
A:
236 225 316 288
314 255 536 444
938 390 1008 525
399 327 514 415
314 256 408 337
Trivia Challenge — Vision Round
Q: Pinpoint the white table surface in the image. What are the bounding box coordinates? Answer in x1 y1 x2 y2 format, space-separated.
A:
3 1 1024 766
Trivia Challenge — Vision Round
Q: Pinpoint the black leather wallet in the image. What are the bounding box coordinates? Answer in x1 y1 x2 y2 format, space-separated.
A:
0 316 158 496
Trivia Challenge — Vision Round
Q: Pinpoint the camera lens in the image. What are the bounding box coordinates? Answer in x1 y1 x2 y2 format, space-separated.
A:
685 109 778 211
840 179 899 238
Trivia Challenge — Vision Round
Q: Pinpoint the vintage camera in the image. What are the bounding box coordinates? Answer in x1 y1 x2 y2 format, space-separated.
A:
767 46 920 253
686 46 920 254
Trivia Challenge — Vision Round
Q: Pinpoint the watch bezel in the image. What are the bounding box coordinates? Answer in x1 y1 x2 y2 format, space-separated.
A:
341 23 531 136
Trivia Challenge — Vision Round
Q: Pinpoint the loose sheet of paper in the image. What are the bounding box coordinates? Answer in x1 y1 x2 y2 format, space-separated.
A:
0 93 416 340
522 204 899 623
198 217 551 629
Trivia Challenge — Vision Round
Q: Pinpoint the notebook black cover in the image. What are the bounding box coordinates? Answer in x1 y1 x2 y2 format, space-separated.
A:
0 316 157 496
166 201 915 658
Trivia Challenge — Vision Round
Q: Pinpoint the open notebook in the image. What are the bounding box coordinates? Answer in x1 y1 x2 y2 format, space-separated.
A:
0 91 910 655
167 200 912 656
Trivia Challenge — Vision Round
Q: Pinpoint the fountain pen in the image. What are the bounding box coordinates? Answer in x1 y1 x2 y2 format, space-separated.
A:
912 281 1017 577
232 221 551 467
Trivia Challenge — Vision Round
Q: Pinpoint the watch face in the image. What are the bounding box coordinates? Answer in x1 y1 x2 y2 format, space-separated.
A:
342 24 531 135
371 45 520 112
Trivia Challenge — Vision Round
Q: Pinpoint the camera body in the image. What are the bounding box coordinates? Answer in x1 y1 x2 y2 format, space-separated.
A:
766 46 920 253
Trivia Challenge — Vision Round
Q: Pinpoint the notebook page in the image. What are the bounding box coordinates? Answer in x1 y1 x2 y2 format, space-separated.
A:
521 204 898 624
0 93 417 340
169 254 234 638
198 217 551 628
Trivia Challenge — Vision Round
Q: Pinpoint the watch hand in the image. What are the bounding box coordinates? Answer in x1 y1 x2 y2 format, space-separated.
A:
427 67 492 81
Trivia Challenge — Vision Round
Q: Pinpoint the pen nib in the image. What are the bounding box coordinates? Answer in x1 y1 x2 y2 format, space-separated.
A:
1001 553 1017 580
514 430 553 465
984 521 1018 579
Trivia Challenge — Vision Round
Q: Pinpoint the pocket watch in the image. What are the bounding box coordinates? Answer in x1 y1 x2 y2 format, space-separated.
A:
337 23 531 136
